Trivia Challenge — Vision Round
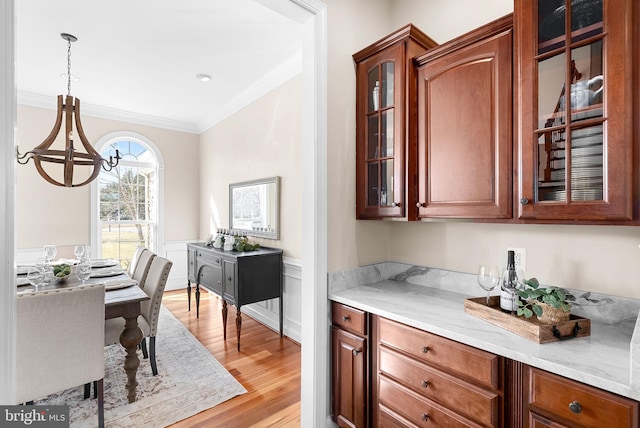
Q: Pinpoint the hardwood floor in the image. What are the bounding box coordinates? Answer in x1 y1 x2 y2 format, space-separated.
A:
163 288 301 427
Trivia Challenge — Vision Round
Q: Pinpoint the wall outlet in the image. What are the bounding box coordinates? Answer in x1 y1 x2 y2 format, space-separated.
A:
507 247 527 273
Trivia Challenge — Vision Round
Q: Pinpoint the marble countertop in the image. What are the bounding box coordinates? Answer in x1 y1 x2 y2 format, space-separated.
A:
330 279 640 400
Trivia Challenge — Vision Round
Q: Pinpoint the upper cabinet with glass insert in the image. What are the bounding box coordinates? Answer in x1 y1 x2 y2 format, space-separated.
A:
353 25 437 219
516 0 636 222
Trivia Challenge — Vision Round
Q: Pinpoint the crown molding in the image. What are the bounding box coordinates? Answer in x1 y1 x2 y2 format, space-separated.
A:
18 52 302 136
195 53 302 134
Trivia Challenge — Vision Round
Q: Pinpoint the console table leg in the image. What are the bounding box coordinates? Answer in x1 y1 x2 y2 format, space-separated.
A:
222 300 228 340
195 283 200 318
187 280 191 311
236 306 242 351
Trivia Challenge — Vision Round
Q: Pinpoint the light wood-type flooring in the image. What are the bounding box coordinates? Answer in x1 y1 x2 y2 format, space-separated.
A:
163 288 301 427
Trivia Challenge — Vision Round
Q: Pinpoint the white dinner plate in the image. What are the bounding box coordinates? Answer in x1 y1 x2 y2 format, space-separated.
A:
104 278 137 290
16 265 34 275
91 259 119 268
90 267 125 278
16 277 30 286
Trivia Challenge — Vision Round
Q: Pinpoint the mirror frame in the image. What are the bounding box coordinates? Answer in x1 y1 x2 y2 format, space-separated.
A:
229 176 280 240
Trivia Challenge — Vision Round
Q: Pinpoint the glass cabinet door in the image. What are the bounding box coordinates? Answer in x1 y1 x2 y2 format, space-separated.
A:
517 0 633 221
365 61 396 209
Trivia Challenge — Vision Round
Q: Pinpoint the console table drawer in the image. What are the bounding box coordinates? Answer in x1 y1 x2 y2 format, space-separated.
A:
379 346 499 427
332 302 367 335
529 368 638 428
378 375 482 427
197 251 221 266
378 317 500 389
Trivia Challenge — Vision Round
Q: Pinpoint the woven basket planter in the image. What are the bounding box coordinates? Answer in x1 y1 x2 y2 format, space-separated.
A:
536 302 571 324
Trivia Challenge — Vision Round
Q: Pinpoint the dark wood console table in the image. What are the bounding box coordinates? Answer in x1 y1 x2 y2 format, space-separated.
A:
186 243 283 350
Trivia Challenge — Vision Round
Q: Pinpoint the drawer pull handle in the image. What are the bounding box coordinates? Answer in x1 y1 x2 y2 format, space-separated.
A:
421 413 430 421
569 401 582 414
352 349 361 356
421 346 431 354
342 315 351 322
421 380 430 388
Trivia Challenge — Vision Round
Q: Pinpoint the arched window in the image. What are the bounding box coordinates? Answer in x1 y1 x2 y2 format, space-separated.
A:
91 132 163 269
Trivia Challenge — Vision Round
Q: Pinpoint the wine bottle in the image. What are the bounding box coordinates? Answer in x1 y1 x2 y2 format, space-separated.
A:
500 250 519 312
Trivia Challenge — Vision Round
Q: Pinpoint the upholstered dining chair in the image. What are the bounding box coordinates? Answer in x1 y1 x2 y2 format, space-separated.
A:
16 285 106 428
127 245 146 277
104 256 173 376
132 249 156 289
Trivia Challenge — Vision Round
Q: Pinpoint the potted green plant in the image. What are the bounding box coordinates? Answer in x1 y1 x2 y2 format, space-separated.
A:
516 278 574 324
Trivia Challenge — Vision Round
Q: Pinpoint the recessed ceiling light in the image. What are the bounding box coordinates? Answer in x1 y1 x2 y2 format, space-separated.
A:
196 73 211 82
60 73 79 82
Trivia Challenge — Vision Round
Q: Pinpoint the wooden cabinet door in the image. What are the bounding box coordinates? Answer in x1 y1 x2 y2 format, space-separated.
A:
515 0 635 222
416 16 513 219
354 25 437 220
332 326 367 428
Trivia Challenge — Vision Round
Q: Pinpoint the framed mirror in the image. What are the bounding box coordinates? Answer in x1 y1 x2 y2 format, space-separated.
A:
229 176 280 239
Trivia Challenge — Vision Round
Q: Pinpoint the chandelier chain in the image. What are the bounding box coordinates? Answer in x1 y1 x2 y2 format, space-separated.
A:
67 37 72 96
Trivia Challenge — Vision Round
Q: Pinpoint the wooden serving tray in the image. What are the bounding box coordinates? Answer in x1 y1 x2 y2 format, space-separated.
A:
464 296 591 344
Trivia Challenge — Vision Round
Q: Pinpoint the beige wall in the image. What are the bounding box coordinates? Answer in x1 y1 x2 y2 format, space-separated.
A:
16 104 200 248
198 76 302 259
323 0 640 299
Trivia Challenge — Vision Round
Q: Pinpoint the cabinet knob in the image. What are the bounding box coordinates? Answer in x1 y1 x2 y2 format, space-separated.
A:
569 401 582 414
416 202 425 208
421 346 431 354
520 197 529 205
391 202 400 207
421 380 430 388
342 315 351 322
352 349 361 356
421 413 430 421
228 276 232 281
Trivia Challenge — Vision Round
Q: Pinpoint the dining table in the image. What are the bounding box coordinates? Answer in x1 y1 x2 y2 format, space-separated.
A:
17 259 150 403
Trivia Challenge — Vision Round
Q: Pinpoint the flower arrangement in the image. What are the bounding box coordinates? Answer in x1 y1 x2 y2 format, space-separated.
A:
517 277 574 322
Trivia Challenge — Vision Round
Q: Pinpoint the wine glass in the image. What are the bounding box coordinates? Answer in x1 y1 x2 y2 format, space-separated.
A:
477 265 501 305
76 259 92 284
74 244 85 261
27 265 45 291
43 245 57 262
501 267 525 314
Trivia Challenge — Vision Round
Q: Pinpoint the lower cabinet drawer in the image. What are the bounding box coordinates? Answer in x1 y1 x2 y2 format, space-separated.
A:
378 375 483 428
378 317 500 389
379 346 500 427
332 302 367 335
529 368 638 428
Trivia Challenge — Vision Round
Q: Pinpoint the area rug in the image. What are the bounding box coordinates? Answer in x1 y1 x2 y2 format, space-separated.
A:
35 305 247 427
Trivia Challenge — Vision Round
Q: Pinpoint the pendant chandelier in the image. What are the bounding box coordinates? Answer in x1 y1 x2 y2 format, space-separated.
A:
16 33 120 187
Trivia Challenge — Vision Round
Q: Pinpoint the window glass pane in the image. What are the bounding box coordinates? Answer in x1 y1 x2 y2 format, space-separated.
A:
368 67 380 112
538 0 566 53
537 131 566 202
381 110 394 158
381 62 394 109
380 159 394 207
367 162 379 206
571 0 602 43
99 139 157 267
570 125 603 201
368 115 379 159
570 41 603 122
538 52 566 129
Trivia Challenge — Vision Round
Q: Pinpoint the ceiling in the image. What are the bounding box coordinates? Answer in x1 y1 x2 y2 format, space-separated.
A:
16 0 304 134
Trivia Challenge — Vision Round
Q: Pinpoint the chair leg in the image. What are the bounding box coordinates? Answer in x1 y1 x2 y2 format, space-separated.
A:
97 378 104 428
140 337 148 359
150 336 158 376
93 380 98 399
83 383 90 399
